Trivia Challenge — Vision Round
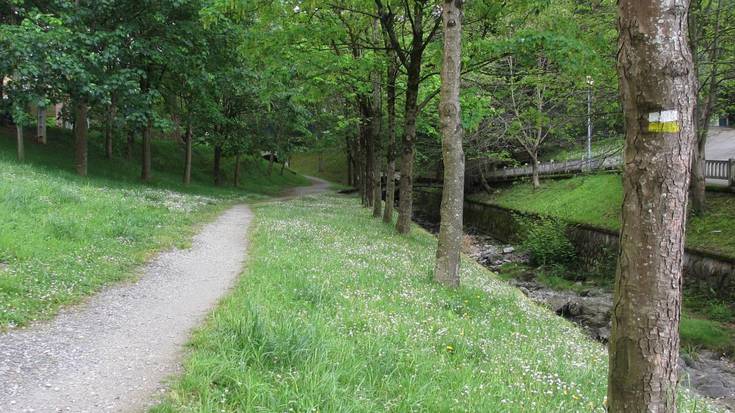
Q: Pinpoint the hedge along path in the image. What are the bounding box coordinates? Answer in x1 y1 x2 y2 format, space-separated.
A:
0 203 254 412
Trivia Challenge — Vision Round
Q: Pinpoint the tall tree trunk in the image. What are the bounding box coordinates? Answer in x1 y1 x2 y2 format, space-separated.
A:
531 155 540 189
74 101 88 177
357 117 368 205
371 19 383 218
280 157 286 175
362 99 375 208
183 119 192 185
383 55 398 223
347 149 354 186
396 69 419 233
16 123 24 161
37 106 47 144
141 118 152 181
104 99 116 159
126 129 135 161
234 153 241 186
690 0 723 214
608 1 696 411
213 145 222 186
434 0 464 288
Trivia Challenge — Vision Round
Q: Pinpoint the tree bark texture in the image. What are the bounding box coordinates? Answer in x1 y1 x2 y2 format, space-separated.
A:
434 0 464 288
74 101 88 177
608 1 697 412
141 119 152 181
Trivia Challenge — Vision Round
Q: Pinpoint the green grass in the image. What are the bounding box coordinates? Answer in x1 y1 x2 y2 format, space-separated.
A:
0 126 308 328
540 137 623 162
469 174 735 259
152 194 718 412
680 315 735 356
291 147 349 185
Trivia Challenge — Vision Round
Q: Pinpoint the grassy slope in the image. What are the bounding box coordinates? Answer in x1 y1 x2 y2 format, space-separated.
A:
290 148 349 185
470 174 735 356
0 126 308 327
152 194 717 413
469 174 735 259
540 137 624 162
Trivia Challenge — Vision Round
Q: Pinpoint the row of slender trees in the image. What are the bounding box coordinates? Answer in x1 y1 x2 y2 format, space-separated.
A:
315 0 714 411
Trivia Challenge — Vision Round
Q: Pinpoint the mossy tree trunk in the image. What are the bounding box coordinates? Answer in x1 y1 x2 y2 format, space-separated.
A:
434 0 464 288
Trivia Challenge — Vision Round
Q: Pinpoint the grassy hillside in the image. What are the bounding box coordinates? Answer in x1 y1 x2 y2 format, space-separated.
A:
290 147 348 185
0 126 308 328
470 174 735 259
152 194 716 413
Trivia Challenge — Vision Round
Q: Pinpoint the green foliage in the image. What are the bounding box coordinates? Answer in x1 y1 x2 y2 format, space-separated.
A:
517 216 576 267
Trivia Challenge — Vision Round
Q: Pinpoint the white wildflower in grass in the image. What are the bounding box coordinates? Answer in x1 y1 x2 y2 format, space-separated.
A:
152 194 724 413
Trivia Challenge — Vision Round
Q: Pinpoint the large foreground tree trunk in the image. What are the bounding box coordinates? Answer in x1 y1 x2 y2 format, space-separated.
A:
141 119 152 181
74 101 88 177
183 120 193 185
37 106 47 144
608 1 697 412
434 0 464 288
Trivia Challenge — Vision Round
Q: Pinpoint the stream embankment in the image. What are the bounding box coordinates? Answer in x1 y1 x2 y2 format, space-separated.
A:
412 208 735 411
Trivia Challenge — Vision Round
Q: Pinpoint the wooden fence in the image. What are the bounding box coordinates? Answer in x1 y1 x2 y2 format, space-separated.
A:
469 155 735 187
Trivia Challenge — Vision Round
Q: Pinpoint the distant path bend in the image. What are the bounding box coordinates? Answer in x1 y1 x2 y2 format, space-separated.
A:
0 205 254 412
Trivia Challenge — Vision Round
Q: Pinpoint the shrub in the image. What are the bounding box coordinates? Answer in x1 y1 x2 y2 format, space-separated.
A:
517 215 576 267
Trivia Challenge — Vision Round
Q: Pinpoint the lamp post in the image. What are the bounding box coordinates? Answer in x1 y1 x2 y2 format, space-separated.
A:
586 76 594 163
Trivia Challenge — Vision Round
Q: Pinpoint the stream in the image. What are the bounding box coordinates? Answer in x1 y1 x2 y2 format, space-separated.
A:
413 215 735 411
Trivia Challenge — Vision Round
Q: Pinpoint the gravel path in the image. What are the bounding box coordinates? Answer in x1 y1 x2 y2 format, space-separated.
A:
0 204 253 413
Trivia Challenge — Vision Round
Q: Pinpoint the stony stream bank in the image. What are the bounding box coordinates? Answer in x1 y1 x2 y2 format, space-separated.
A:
412 211 735 411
